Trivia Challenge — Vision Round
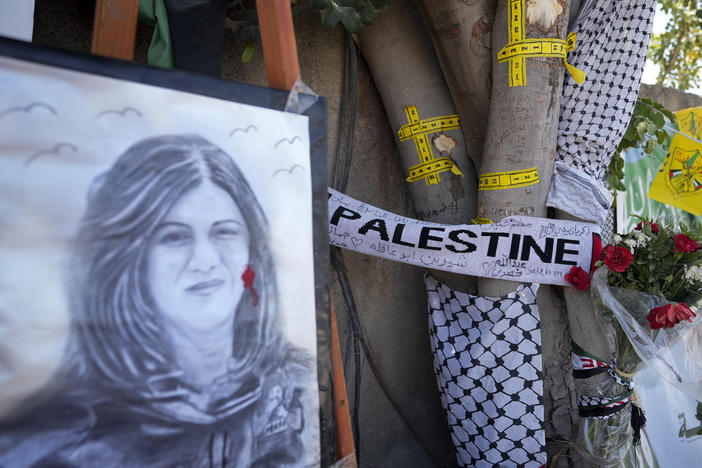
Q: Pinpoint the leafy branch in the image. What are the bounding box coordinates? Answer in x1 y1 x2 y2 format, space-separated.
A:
310 0 389 33
607 97 675 199
649 0 702 90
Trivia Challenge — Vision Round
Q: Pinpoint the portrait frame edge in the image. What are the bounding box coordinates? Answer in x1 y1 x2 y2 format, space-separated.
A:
0 35 334 467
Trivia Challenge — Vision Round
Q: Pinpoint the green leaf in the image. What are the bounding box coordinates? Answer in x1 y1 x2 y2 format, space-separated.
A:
652 112 665 128
315 0 386 31
311 0 329 10
321 6 341 27
645 138 658 153
657 129 669 144
623 123 637 142
241 38 256 64
647 121 658 134
617 156 625 171
336 6 364 32
359 1 378 25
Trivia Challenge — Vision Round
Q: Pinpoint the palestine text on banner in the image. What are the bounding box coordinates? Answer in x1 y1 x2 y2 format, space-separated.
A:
328 188 601 286
648 132 702 216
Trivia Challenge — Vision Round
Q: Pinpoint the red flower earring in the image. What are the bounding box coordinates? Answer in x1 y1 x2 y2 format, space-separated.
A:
242 264 259 307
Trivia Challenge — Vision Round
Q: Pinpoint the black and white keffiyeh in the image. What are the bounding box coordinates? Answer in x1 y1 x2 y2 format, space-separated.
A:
547 0 657 223
425 275 546 467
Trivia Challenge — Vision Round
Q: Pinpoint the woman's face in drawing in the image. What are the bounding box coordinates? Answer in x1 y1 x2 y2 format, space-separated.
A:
147 180 250 332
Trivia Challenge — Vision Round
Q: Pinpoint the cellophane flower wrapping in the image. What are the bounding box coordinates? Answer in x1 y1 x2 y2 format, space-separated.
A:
573 371 633 466
575 221 702 464
592 265 702 399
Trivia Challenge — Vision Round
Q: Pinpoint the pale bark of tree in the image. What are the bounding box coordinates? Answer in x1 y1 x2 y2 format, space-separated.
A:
359 0 478 292
475 1 579 464
363 0 599 464
418 0 495 168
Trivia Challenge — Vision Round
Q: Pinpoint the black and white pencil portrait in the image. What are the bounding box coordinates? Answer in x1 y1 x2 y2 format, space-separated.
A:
0 53 320 467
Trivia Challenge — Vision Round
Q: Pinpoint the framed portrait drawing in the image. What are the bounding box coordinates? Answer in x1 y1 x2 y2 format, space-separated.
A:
0 37 332 467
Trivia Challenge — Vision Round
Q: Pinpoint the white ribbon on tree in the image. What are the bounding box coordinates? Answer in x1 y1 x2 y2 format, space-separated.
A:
328 188 600 286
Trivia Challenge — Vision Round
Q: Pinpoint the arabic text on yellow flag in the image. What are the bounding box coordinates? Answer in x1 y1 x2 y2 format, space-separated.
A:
648 132 702 216
675 106 702 141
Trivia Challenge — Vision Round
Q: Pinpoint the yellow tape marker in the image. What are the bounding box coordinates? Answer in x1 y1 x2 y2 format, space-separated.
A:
478 166 539 191
497 0 586 87
397 105 463 185
471 218 494 224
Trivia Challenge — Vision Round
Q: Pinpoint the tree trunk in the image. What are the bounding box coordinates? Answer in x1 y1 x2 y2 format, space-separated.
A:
476 0 578 464
359 0 478 292
418 0 495 167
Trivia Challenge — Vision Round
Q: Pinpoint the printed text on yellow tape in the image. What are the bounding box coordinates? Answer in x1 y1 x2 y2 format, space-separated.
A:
478 167 539 191
497 0 586 87
397 105 463 185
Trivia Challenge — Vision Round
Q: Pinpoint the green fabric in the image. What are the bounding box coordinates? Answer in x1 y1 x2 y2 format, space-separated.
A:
138 0 174 68
571 340 607 363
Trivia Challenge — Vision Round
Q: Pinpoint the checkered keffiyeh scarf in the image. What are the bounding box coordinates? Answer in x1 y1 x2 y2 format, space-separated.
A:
547 0 657 223
426 275 546 468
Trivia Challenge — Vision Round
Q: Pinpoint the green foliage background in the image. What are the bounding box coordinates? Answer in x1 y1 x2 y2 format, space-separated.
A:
650 0 702 90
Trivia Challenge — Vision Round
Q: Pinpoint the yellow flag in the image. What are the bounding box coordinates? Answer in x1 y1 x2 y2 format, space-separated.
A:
675 106 702 141
648 132 702 216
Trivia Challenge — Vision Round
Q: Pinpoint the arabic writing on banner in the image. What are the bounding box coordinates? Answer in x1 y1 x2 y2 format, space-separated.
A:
328 189 601 286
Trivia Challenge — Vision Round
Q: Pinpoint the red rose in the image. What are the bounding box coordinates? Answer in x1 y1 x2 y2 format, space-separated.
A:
604 246 634 272
565 266 590 290
673 234 699 253
635 221 659 234
647 303 696 329
591 234 603 273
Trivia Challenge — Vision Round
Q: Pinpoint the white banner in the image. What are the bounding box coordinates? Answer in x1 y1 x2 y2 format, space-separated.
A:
328 189 601 286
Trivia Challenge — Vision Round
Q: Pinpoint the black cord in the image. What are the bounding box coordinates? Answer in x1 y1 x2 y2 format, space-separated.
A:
339 32 357 193
331 249 362 456
331 30 363 458
333 249 449 468
330 30 448 468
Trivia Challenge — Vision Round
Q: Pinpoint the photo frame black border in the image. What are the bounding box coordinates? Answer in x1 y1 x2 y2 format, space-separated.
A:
0 36 334 466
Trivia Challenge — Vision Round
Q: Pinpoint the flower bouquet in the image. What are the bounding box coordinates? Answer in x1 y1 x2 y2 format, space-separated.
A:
565 220 702 464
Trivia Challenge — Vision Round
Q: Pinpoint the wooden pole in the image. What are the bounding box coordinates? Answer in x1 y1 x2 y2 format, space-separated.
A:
256 3 355 462
91 0 139 60
256 0 301 91
331 300 356 463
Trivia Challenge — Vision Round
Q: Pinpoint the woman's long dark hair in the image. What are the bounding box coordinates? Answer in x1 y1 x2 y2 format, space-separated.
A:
66 134 282 403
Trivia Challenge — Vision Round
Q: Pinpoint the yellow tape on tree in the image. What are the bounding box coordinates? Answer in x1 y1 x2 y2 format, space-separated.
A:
397 105 463 185
497 0 586 87
471 218 494 224
478 167 539 191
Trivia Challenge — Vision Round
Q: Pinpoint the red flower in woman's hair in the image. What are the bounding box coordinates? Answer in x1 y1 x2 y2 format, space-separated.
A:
604 246 634 272
565 266 590 290
673 234 699 253
635 221 660 234
242 264 255 288
241 264 259 307
647 303 696 329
